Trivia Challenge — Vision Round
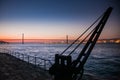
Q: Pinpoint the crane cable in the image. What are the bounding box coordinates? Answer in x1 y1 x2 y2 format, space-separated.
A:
60 13 105 55
68 26 97 56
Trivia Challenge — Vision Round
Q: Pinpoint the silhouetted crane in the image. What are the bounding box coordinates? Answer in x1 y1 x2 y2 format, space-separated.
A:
49 7 113 80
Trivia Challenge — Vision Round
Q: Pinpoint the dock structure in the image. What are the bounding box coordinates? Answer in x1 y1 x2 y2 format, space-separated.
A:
0 53 51 80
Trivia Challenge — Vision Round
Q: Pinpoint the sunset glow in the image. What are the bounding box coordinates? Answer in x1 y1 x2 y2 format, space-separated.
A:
0 0 120 42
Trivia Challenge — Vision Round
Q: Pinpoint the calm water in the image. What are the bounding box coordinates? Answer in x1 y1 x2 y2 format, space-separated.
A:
0 43 120 80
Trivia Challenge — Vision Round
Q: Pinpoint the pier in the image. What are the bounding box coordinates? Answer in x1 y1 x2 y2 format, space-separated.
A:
0 53 51 80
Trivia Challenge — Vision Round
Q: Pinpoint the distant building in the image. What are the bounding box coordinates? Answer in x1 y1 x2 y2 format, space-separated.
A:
97 38 120 44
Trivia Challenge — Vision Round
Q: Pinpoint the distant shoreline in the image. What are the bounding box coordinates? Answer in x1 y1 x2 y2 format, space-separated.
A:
0 38 120 44
0 42 120 44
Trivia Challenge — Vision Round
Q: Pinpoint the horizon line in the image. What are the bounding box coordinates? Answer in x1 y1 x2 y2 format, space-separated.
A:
0 38 120 40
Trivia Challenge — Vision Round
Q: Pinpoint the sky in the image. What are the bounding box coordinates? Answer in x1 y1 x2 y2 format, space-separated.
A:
0 0 120 40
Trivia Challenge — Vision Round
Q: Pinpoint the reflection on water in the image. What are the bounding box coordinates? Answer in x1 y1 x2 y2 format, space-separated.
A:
0 43 120 80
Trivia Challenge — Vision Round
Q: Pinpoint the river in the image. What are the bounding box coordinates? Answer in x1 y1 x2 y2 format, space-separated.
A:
0 43 120 80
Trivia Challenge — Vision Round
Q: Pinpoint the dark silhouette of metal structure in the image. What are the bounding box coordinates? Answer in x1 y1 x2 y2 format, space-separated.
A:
49 7 113 80
66 35 68 44
22 33 24 44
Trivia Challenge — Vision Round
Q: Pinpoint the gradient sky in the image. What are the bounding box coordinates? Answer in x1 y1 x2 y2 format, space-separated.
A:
0 0 120 40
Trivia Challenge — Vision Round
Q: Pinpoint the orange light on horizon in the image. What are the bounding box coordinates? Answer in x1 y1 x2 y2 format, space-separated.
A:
115 40 120 43
0 39 67 43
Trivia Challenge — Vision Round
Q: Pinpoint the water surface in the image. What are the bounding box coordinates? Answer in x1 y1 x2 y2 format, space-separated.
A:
0 43 120 80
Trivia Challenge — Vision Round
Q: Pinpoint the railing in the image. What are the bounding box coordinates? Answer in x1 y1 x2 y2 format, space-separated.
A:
0 48 53 70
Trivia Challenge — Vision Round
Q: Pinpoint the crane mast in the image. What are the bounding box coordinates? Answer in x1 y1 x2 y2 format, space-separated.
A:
49 7 113 80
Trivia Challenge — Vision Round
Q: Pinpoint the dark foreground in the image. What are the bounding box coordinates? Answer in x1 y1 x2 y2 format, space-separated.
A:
0 53 51 80
0 53 100 80
0 50 120 80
